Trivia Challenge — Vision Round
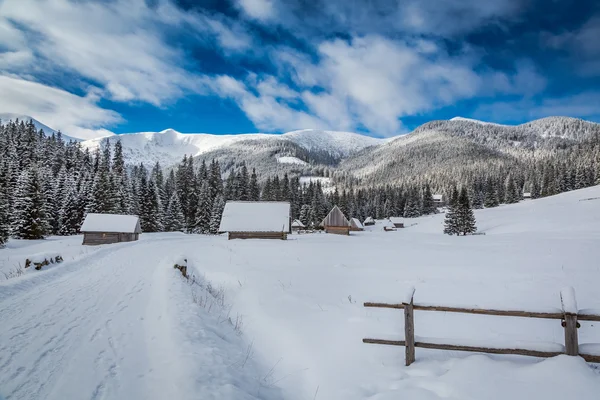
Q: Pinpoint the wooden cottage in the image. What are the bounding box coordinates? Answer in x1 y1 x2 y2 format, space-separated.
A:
363 216 375 226
80 213 141 245
389 217 404 228
350 218 364 231
321 206 351 235
291 219 305 232
433 194 444 205
219 201 291 240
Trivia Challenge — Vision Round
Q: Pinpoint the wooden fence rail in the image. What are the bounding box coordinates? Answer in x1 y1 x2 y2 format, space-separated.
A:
363 287 600 366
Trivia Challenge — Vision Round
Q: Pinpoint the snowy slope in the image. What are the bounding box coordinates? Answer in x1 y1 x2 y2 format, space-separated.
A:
79 128 384 167
0 113 82 143
2 186 600 400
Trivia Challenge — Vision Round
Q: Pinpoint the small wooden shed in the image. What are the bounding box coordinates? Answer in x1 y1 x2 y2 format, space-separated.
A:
363 216 375 226
389 217 405 228
80 213 141 245
321 206 351 235
350 218 364 231
291 219 305 232
219 201 291 240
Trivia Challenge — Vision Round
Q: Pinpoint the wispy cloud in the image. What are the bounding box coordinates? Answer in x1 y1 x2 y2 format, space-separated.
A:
0 75 121 140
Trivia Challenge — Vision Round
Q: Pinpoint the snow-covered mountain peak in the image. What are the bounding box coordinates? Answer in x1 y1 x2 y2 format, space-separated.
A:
449 116 503 126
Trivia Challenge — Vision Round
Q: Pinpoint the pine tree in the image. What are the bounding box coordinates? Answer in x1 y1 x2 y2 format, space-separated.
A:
139 176 163 232
58 183 83 235
249 168 260 201
164 193 185 232
421 183 436 215
484 177 499 208
194 181 212 234
0 184 9 247
209 194 225 234
504 175 519 204
13 168 49 239
455 187 477 235
443 186 459 235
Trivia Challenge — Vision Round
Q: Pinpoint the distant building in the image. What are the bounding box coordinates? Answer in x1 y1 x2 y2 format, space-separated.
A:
523 192 532 200
321 206 351 235
433 194 444 205
291 219 305 232
363 216 375 226
350 218 364 231
80 213 141 245
219 201 291 240
389 217 404 228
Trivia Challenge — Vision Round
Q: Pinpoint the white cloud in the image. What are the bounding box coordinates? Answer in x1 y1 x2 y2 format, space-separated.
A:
0 76 122 140
236 0 275 21
473 92 600 123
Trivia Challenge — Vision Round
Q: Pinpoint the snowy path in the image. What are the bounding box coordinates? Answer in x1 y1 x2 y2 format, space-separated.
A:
0 238 279 400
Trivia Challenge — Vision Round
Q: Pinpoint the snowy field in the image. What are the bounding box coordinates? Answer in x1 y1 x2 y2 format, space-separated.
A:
1 187 600 399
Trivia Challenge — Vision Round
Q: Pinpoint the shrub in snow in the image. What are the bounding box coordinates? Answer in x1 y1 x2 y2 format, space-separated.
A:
25 253 63 270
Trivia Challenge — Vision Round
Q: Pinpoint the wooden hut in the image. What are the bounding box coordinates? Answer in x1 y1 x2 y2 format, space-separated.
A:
291 219 305 232
389 217 405 228
321 206 351 235
363 216 375 226
219 201 290 240
350 218 364 231
80 213 141 245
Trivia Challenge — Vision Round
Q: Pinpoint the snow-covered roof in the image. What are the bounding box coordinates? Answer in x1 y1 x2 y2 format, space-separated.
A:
80 213 141 233
389 217 404 224
219 201 290 232
292 219 305 228
523 192 532 197
433 194 444 201
350 218 364 229
364 216 375 223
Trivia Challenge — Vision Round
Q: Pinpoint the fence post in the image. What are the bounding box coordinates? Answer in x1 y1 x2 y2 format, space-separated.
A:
560 287 579 356
403 288 416 366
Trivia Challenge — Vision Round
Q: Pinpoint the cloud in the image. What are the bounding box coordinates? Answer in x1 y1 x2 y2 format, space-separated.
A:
0 0 252 107
473 92 600 123
235 0 275 21
0 76 122 140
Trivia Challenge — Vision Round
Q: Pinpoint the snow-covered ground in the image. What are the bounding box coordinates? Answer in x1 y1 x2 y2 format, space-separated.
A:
1 186 600 399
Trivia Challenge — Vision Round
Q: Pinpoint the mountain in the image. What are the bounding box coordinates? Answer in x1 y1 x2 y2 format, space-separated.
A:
0 113 83 142
339 116 600 188
80 128 384 169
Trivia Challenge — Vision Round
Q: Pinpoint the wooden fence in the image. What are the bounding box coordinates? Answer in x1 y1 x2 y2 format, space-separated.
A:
363 287 600 366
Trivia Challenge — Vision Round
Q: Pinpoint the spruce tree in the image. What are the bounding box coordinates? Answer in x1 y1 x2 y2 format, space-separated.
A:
13 168 49 239
164 193 185 232
484 177 499 208
194 181 212 234
421 183 436 215
0 185 9 247
249 168 260 201
209 194 225 234
139 176 163 232
443 186 459 235
456 187 477 235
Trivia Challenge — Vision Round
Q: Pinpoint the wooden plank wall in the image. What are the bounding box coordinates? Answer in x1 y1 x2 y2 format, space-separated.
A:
228 231 287 240
322 206 350 227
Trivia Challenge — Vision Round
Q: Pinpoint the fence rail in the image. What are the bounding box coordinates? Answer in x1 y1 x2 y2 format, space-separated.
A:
363 288 600 366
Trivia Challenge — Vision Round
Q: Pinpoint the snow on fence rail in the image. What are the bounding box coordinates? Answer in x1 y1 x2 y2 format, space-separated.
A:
363 287 600 366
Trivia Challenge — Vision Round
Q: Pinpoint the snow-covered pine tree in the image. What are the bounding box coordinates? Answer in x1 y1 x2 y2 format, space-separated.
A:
249 168 260 201
456 187 477 235
504 175 519 204
421 183 436 215
13 168 49 239
139 175 163 232
194 180 212 234
443 186 459 235
58 182 83 235
299 204 311 227
209 194 225 234
403 190 421 218
0 183 9 247
164 192 185 232
484 177 499 208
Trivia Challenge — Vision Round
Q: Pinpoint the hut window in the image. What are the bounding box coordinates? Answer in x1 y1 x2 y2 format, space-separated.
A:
102 233 106 238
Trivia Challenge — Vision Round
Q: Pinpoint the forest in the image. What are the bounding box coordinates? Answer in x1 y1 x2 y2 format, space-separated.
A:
0 117 599 246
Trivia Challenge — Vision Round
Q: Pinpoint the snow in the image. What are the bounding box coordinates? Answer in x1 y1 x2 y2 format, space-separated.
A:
389 217 404 225
299 176 336 194
0 113 83 142
276 156 308 165
2 186 600 400
560 286 578 314
415 336 565 353
80 213 141 233
580 343 600 356
449 116 504 126
291 219 305 228
219 201 290 232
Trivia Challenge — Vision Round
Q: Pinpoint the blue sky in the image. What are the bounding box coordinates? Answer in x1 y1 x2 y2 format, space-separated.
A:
0 0 599 139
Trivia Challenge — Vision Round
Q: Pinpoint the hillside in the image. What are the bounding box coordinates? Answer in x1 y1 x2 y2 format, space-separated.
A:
1 186 600 400
0 113 83 142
